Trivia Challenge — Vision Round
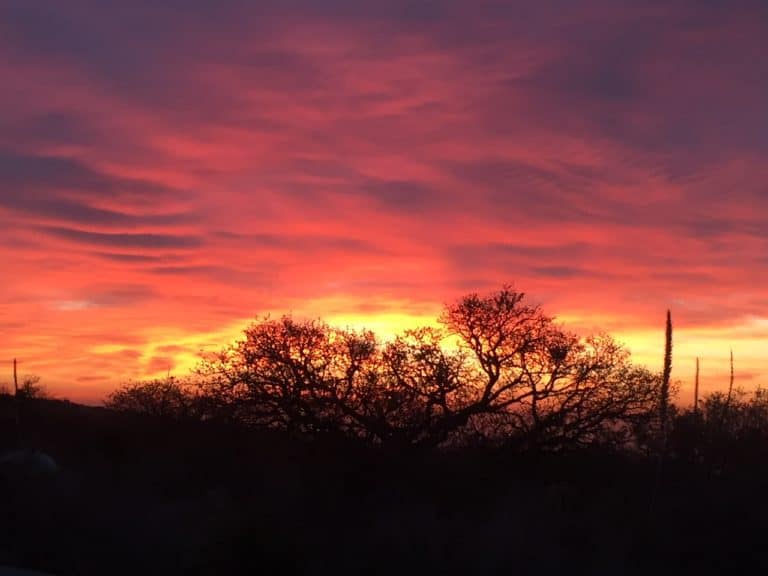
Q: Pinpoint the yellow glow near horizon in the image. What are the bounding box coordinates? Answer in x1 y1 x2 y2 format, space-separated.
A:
613 327 768 406
81 320 259 386
82 304 767 409
325 312 442 339
138 307 444 381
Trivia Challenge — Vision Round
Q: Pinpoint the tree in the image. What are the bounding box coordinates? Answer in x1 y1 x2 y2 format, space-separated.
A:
194 287 662 451
440 287 661 449
365 327 475 447
195 318 467 446
196 317 376 435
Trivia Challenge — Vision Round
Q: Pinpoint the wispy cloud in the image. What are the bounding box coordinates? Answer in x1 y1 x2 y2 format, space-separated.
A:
0 0 766 401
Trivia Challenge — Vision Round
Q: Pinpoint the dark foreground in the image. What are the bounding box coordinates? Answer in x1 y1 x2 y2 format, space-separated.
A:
1 396 767 575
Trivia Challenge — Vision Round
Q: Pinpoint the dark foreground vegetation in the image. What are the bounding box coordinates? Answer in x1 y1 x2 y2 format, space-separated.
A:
4 395 768 575
2 287 768 575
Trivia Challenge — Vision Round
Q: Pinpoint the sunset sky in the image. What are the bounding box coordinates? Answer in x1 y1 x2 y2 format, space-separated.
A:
1 0 766 404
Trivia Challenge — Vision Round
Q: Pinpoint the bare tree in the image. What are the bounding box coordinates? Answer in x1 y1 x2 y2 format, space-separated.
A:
195 319 468 446
441 287 661 449
196 317 377 435
193 287 662 451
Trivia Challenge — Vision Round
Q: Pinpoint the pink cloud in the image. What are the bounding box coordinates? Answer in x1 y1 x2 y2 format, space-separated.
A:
0 0 766 402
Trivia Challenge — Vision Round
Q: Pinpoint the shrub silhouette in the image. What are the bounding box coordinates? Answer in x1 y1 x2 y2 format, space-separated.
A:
105 377 201 421
0 374 48 400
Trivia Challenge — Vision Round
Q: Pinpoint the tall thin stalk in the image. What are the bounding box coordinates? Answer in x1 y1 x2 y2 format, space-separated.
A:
724 349 734 422
660 310 672 444
694 357 700 415
13 358 21 448
651 311 673 518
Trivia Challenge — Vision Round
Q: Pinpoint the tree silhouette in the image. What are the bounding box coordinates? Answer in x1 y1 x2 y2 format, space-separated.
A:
441 287 661 449
194 286 662 450
196 318 376 436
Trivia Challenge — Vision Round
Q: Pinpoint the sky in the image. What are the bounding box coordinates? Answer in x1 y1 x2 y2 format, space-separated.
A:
0 0 766 404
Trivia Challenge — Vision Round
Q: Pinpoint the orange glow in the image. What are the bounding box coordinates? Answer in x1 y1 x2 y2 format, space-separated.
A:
1 2 766 403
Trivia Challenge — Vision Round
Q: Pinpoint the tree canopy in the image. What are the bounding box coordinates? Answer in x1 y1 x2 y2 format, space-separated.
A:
172 286 664 450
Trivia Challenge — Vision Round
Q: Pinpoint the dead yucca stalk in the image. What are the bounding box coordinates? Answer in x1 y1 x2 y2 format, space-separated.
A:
725 349 734 419
694 357 700 415
660 310 672 446
650 310 673 518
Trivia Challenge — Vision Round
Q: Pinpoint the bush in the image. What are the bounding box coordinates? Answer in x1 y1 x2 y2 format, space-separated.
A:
105 377 201 421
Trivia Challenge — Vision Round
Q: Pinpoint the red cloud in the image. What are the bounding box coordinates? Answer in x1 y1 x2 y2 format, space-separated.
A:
0 0 766 402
